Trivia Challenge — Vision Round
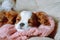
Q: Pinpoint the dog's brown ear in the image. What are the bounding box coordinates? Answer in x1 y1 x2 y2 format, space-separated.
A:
3 10 18 24
28 13 40 27
35 12 50 26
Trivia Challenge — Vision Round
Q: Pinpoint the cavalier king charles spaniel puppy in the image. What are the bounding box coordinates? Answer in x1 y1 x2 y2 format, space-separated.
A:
15 11 52 31
15 11 32 31
0 10 55 38
15 11 55 37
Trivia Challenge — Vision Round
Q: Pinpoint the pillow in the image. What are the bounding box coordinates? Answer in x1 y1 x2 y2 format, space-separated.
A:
14 0 38 12
28 37 54 40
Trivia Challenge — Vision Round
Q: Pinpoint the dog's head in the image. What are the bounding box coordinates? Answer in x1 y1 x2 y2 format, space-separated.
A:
15 11 32 31
15 11 50 31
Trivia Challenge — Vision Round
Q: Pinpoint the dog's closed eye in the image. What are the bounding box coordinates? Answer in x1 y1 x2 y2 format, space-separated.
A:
16 15 21 23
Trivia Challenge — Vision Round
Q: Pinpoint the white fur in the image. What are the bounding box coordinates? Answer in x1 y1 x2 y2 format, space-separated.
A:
1 0 15 11
15 11 32 31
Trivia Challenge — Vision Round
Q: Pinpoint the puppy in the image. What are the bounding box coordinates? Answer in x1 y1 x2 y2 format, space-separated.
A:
1 0 16 11
15 11 32 31
15 11 50 31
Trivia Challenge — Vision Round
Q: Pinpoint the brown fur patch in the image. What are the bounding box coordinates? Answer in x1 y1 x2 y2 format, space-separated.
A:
28 12 50 27
36 12 50 26
4 10 18 24
28 13 40 27
0 10 18 27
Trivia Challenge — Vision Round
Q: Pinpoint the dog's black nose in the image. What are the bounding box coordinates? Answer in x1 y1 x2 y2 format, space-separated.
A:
20 23 25 26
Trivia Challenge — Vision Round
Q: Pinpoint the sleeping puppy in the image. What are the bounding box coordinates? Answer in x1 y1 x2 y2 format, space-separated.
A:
15 11 50 31
1 0 16 11
15 11 32 31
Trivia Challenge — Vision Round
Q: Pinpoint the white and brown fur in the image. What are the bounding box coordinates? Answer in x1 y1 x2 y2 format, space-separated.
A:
15 11 50 31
